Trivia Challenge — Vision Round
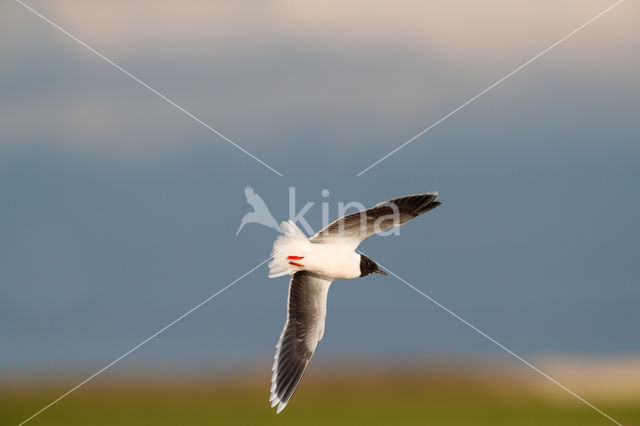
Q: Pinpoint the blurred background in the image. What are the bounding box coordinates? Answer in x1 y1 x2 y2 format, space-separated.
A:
1 1 639 424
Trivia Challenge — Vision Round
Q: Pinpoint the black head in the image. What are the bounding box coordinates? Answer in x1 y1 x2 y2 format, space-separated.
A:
359 255 387 277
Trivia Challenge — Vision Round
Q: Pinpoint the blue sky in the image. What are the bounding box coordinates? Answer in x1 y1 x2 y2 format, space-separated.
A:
1 0 639 376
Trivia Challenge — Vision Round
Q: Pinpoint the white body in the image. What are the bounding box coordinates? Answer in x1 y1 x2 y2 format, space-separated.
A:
296 243 360 279
268 221 361 279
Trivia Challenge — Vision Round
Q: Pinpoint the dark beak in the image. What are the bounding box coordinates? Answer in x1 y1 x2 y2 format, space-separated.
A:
374 268 387 276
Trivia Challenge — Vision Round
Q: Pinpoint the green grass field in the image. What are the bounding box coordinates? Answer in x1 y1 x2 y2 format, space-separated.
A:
3 370 638 425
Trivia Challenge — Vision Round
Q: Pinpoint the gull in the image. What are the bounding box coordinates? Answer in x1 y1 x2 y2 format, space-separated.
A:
267 191 442 413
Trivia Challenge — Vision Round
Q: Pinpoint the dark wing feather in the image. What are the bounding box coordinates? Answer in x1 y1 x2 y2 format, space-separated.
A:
311 192 441 248
270 272 333 413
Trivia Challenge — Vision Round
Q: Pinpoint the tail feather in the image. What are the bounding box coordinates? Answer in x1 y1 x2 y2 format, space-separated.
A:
269 221 310 278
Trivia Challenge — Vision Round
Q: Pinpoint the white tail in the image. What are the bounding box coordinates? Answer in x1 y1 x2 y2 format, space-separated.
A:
268 221 311 278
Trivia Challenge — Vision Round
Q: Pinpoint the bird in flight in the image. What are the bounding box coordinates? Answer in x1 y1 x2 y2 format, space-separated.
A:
267 191 442 413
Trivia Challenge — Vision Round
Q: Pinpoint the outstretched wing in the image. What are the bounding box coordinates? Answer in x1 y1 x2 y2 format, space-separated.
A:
311 191 441 249
270 271 333 413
